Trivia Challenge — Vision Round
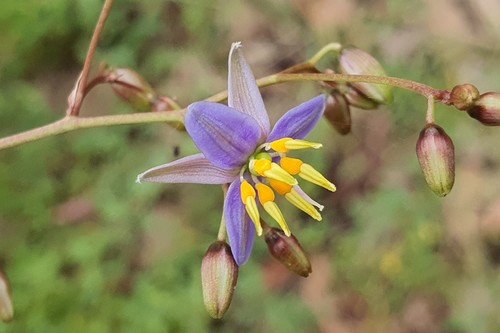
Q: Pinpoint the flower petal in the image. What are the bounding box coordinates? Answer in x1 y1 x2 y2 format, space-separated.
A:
186 102 262 170
228 42 270 138
136 153 238 184
268 95 326 141
224 179 255 265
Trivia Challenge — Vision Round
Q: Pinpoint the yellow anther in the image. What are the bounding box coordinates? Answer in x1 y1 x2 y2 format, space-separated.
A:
265 163 297 185
268 138 292 153
268 138 322 153
285 139 322 150
240 181 262 236
285 188 322 221
269 180 322 221
297 163 337 192
255 183 275 204
253 159 272 176
256 183 290 236
240 180 256 202
280 157 303 175
269 179 293 196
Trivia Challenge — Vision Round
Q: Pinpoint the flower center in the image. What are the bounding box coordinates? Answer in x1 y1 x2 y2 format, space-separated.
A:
239 137 336 237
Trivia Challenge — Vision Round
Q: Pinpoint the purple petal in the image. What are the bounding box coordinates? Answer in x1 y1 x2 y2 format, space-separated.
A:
224 179 255 265
136 153 238 184
186 102 261 170
228 42 270 138
268 94 326 141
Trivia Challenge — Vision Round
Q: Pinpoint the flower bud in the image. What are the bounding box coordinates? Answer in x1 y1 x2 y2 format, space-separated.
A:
324 92 351 135
110 68 156 111
339 47 393 105
449 84 479 111
201 241 238 319
467 92 500 126
416 124 455 197
0 270 13 323
344 84 380 110
265 227 312 277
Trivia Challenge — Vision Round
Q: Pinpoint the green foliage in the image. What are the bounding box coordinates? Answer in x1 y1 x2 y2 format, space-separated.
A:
1 1 500 332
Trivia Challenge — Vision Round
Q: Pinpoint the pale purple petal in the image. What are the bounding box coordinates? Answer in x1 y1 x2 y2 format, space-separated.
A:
224 178 255 265
186 101 261 170
228 42 270 138
268 95 326 141
136 153 239 184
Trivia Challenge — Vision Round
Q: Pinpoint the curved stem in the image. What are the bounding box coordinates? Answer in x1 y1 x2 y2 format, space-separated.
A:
0 110 185 150
0 69 448 151
67 0 115 116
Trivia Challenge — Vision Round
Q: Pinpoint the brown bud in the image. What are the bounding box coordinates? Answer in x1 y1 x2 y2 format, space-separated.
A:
110 68 156 111
449 84 480 111
201 241 238 319
0 270 13 323
265 227 312 277
344 84 380 110
339 47 393 105
467 92 500 126
324 93 351 135
416 124 455 197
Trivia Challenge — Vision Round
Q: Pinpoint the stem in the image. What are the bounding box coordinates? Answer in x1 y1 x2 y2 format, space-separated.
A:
217 184 230 242
426 96 435 124
307 42 342 66
67 0 115 116
0 111 185 150
0 72 446 151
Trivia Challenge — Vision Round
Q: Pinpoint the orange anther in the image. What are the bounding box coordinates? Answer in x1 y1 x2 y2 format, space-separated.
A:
280 157 303 175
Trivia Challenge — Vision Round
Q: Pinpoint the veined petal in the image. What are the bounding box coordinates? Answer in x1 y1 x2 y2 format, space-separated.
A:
136 153 239 184
268 94 326 141
224 179 256 266
186 101 261 170
228 42 270 138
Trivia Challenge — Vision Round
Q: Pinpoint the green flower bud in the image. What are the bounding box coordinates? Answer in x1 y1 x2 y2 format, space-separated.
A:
416 124 455 197
344 84 380 110
339 47 393 105
0 271 13 323
201 241 238 319
324 92 351 135
467 92 500 126
111 68 156 111
449 84 480 111
265 227 312 277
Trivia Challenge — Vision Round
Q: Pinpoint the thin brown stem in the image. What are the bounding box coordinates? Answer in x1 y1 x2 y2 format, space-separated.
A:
67 0 115 116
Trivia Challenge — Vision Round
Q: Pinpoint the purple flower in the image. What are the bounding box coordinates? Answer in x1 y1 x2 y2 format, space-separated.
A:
137 42 335 265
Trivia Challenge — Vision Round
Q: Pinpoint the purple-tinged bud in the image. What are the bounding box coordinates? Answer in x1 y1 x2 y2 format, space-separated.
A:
339 47 393 105
0 271 13 323
344 84 380 110
467 92 500 126
201 241 238 319
416 124 455 197
110 68 156 111
265 227 312 277
449 84 480 111
324 92 351 135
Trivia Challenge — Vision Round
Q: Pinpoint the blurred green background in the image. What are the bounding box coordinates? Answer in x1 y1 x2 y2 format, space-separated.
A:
1 0 500 332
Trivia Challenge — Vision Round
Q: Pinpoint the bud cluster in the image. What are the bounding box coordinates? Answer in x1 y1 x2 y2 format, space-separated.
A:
449 84 500 126
320 47 393 135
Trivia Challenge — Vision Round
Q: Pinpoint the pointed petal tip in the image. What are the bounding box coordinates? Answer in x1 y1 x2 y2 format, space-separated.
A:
231 41 242 51
135 175 142 184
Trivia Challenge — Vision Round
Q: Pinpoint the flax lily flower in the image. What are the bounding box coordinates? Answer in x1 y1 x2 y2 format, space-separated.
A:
137 42 335 265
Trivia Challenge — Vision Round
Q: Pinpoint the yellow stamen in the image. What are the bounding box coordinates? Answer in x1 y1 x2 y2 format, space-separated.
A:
298 163 337 192
269 180 322 221
268 138 322 153
240 180 262 236
285 188 322 221
280 157 303 175
269 178 292 195
256 183 291 236
253 159 297 186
